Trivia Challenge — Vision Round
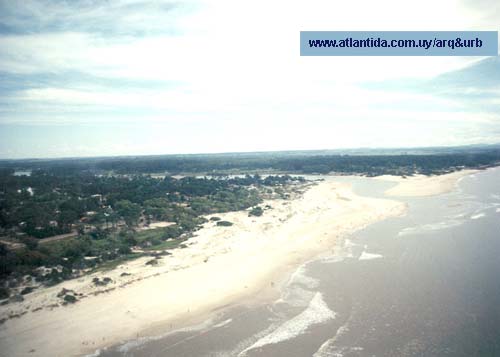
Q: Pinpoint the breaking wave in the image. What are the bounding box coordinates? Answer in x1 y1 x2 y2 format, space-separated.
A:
239 292 335 355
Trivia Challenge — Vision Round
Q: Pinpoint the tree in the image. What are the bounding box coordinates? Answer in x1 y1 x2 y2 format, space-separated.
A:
76 224 85 236
58 209 78 230
0 243 7 256
21 236 39 250
248 206 263 217
115 200 142 227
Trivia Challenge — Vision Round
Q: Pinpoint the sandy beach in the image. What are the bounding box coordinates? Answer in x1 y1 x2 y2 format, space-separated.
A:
375 169 478 197
0 172 474 357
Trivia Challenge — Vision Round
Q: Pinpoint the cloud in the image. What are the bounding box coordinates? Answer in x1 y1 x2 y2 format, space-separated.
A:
0 0 499 158
362 57 500 115
0 1 184 36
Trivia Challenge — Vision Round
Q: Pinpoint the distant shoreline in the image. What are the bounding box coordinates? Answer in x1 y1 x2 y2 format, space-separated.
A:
375 169 480 197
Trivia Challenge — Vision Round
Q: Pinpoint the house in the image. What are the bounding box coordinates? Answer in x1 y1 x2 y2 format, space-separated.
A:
91 194 103 203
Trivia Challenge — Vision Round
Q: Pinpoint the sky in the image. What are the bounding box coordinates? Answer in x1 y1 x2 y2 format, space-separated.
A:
0 0 499 159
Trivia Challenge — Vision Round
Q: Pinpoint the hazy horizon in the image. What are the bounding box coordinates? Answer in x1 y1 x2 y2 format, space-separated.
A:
1 0 499 159
2 141 500 161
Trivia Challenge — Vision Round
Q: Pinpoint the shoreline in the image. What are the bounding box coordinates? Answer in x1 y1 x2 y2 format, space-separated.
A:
374 169 479 197
0 171 476 357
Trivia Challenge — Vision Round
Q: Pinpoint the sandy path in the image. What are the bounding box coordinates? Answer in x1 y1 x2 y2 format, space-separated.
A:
0 178 406 357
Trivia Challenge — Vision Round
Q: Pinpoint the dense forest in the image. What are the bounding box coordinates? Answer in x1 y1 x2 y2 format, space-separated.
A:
1 146 499 176
0 171 299 238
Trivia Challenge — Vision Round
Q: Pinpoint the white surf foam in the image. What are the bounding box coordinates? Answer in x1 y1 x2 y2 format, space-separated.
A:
115 316 223 353
314 345 364 357
212 318 233 329
359 251 383 260
240 292 335 354
277 263 320 307
288 264 319 289
277 285 317 308
344 239 360 248
312 323 351 357
398 219 463 236
471 213 485 220
224 321 284 357
319 239 358 264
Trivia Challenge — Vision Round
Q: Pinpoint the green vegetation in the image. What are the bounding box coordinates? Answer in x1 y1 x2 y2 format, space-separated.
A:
216 221 233 227
0 286 9 299
20 286 35 295
0 172 303 293
63 294 77 304
0 172 291 240
92 277 113 286
248 206 263 217
1 146 499 176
